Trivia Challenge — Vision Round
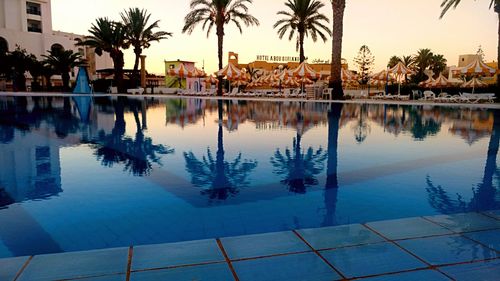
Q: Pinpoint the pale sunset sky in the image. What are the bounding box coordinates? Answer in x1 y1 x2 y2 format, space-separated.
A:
52 0 497 75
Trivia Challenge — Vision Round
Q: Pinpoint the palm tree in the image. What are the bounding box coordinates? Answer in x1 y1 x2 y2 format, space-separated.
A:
43 49 84 91
274 0 331 63
182 0 259 96
121 8 172 87
329 0 346 99
440 0 500 92
387 56 401 68
413 48 434 82
430 54 447 77
77 18 129 92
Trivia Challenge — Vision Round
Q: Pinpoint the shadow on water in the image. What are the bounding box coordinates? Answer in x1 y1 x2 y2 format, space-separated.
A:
426 110 500 213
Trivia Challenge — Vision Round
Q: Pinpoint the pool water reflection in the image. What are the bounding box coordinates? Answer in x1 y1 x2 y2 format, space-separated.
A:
0 96 498 258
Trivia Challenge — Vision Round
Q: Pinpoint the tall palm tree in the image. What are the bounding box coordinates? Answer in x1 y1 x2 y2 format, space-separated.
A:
121 8 172 87
182 0 259 96
329 0 346 99
43 49 84 91
77 18 129 92
274 0 331 63
441 0 500 92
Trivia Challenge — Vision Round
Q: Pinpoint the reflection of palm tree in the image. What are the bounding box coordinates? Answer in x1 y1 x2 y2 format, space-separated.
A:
91 97 173 176
408 106 441 140
426 110 500 213
271 112 327 194
184 101 257 200
323 103 343 226
352 104 370 144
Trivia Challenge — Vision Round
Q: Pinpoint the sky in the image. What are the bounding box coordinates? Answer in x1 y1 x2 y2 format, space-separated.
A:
51 0 497 75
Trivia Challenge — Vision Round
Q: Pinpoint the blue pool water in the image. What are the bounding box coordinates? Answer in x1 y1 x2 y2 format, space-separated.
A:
0 95 498 258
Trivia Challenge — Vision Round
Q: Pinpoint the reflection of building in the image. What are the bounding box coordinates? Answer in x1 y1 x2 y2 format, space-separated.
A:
0 0 113 79
0 128 62 205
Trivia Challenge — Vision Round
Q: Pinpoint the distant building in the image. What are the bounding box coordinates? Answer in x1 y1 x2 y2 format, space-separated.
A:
228 51 349 77
164 60 204 91
448 54 498 85
0 0 113 81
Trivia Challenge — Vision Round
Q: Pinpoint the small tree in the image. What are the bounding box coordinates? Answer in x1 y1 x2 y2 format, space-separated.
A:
430 54 447 77
476 45 485 61
353 45 374 85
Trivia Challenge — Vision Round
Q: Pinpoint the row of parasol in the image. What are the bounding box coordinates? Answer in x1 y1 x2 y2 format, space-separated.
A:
368 58 496 94
168 57 496 93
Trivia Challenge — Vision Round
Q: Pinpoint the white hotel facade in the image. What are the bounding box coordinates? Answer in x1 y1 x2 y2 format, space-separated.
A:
0 0 112 80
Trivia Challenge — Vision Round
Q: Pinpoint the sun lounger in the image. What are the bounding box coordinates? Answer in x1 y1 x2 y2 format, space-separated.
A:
420 90 436 101
127 88 144 95
458 92 496 103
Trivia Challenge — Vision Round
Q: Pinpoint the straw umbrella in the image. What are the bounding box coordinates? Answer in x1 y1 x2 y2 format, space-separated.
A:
388 62 413 95
458 58 496 77
205 75 218 89
291 61 319 94
461 77 487 93
429 74 453 92
168 63 191 88
419 77 435 88
217 62 241 92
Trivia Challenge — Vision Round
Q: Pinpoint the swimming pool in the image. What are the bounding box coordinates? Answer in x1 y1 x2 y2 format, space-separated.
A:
0 95 498 258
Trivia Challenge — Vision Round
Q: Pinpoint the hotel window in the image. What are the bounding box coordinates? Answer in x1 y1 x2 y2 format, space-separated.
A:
26 2 41 16
27 19 42 33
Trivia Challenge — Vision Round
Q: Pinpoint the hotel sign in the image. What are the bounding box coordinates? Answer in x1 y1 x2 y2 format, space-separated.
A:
256 55 300 62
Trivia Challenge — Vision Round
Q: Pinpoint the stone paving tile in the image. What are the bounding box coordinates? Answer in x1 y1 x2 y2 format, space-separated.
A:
360 269 451 281
17 247 129 281
130 263 234 281
233 252 342 281
321 242 425 278
397 234 499 266
296 224 384 250
463 229 500 251
0 256 29 281
132 239 224 271
439 259 500 281
424 212 500 232
366 217 453 240
220 231 310 260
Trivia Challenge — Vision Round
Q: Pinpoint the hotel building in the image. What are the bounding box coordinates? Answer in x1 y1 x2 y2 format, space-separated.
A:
0 0 112 81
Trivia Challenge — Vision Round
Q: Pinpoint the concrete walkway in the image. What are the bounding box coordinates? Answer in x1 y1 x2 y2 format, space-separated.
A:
1 210 499 281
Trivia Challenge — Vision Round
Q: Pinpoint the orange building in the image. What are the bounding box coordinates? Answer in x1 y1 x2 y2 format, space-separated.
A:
228 52 349 76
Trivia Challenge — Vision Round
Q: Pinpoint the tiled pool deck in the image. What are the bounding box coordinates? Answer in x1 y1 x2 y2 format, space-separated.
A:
1 210 499 281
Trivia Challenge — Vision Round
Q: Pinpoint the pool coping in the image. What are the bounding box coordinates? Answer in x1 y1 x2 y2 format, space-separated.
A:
1 210 499 281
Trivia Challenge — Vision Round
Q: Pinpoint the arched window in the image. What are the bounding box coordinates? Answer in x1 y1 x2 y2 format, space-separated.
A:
50 43 64 53
0 37 8 54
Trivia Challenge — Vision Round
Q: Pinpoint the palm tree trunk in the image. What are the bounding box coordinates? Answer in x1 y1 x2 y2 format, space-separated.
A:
112 50 125 93
497 11 500 98
62 72 70 92
216 22 224 97
133 47 141 88
329 0 346 99
299 31 305 63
